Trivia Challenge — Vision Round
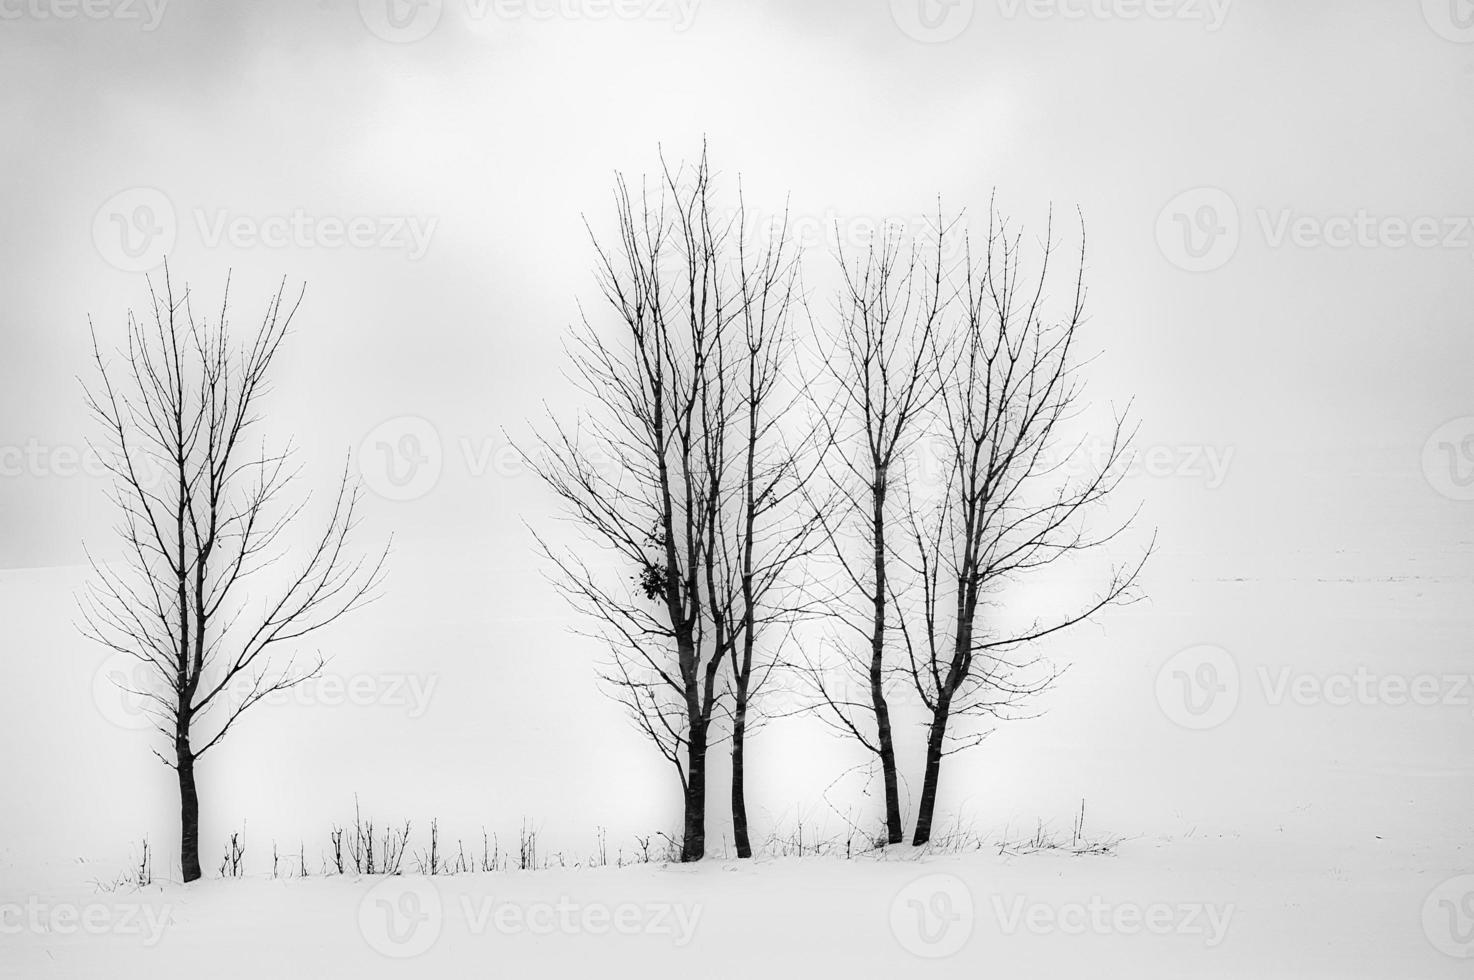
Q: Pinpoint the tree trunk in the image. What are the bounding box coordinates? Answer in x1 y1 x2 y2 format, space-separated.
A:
731 692 751 858
871 482 903 844
681 721 707 862
911 701 950 846
874 687 903 844
176 736 202 882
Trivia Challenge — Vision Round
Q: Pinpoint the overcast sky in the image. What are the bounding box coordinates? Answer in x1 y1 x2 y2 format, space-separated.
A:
2 0 1472 871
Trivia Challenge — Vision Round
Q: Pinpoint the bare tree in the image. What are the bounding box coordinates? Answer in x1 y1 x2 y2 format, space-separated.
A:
707 202 824 858
527 147 811 861
794 223 947 845
898 207 1151 846
79 268 387 881
528 149 731 863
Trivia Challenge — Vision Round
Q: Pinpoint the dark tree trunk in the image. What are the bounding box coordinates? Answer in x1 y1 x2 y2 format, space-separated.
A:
176 736 202 882
870 481 904 845
681 721 707 862
731 689 751 858
873 683 903 844
911 700 950 846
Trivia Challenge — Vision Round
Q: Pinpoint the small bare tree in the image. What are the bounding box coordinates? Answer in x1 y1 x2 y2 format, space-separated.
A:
898 208 1151 845
794 223 947 845
80 268 386 881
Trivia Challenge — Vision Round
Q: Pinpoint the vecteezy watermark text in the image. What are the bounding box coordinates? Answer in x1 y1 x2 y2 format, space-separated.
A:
458 895 701 943
92 189 439 271
94 653 441 730
1157 645 1474 731
996 0 1230 30
357 0 699 43
357 878 701 958
1157 188 1474 273
0 899 172 946
194 210 437 261
0 441 112 479
0 0 167 29
991 895 1234 946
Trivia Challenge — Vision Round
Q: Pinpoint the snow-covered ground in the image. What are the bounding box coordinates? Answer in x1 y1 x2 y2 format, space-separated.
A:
3 450 1471 976
2 831 1468 978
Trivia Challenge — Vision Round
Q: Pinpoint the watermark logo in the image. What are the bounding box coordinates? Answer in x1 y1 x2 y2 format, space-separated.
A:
458 896 701 942
1160 191 1474 272
359 416 444 501
93 187 176 273
464 0 700 30
1156 187 1239 273
359 0 700 41
264 672 439 718
0 0 169 29
92 191 437 262
1423 0 1474 42
996 0 1231 30
1076 440 1235 489
193 209 437 260
93 655 438 727
1258 209 1474 252
1422 417 1474 501
0 899 172 946
992 896 1233 945
1259 666 1474 711
890 873 973 958
1119 444 1234 488
891 0 975 42
1424 875 1474 958
358 884 699 953
0 440 113 480
359 877 443 958
359 0 443 41
1156 644 1238 730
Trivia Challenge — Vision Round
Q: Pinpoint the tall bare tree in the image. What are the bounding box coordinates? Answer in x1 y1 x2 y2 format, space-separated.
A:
898 208 1151 845
80 269 387 881
527 147 809 861
530 154 726 863
795 223 947 845
707 202 823 858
